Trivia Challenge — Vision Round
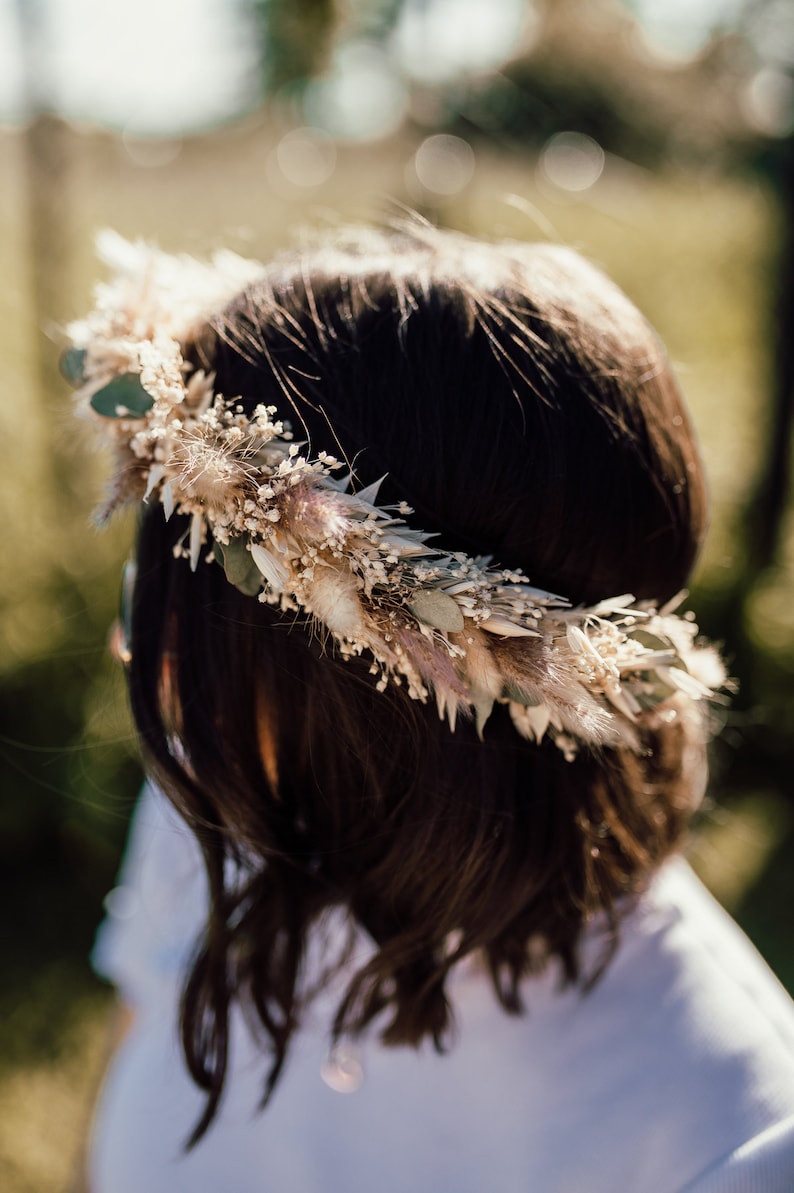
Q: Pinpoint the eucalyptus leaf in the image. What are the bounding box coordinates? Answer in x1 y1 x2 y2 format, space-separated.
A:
214 536 263 597
89 373 154 419
409 588 464 633
60 347 87 387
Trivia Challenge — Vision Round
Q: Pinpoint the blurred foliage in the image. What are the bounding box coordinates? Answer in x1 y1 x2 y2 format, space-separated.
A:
249 0 405 97
252 0 338 95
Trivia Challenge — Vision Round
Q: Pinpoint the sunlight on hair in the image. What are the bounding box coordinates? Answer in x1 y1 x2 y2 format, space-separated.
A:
539 132 605 194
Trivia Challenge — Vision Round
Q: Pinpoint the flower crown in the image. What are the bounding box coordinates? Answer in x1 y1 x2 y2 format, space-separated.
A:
66 234 728 758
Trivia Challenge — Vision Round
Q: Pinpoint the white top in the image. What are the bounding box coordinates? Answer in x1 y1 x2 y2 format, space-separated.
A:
89 785 794 1193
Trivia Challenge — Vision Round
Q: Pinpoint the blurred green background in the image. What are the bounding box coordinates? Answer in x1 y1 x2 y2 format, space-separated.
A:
2 0 794 1189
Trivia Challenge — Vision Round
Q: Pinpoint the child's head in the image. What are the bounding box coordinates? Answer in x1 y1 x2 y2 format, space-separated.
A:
72 224 718 1137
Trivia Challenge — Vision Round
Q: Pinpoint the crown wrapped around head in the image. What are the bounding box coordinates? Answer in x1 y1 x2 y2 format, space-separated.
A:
66 234 729 758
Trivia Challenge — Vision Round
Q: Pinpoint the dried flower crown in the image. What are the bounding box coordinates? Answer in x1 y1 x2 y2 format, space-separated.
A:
67 234 727 758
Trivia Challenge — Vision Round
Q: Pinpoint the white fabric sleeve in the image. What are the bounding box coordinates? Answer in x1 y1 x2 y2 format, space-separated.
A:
678 1115 794 1193
91 782 209 1012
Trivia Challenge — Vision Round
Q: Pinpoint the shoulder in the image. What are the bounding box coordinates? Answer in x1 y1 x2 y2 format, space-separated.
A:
625 857 794 1063
441 856 794 1192
677 1114 794 1192
559 857 794 1189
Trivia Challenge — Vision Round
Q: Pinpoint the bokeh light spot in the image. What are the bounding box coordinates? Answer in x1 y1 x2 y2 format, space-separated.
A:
393 0 535 84
742 68 794 138
303 42 408 142
320 1046 364 1093
273 127 336 188
540 132 605 193
414 134 476 196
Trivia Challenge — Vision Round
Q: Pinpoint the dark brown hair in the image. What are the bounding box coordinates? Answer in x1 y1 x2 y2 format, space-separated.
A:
127 226 708 1142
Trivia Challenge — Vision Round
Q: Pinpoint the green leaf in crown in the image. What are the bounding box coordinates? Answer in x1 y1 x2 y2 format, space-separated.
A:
60 347 88 387
89 374 155 419
409 588 465 633
213 535 264 597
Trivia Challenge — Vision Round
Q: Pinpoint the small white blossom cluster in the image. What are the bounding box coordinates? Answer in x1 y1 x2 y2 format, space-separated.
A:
68 238 728 757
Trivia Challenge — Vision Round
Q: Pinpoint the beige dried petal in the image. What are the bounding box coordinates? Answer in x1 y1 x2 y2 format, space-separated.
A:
510 701 551 744
480 615 540 637
251 543 290 591
305 565 364 639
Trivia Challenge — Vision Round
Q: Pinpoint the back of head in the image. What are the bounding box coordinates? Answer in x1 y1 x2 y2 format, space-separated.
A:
96 225 711 1139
